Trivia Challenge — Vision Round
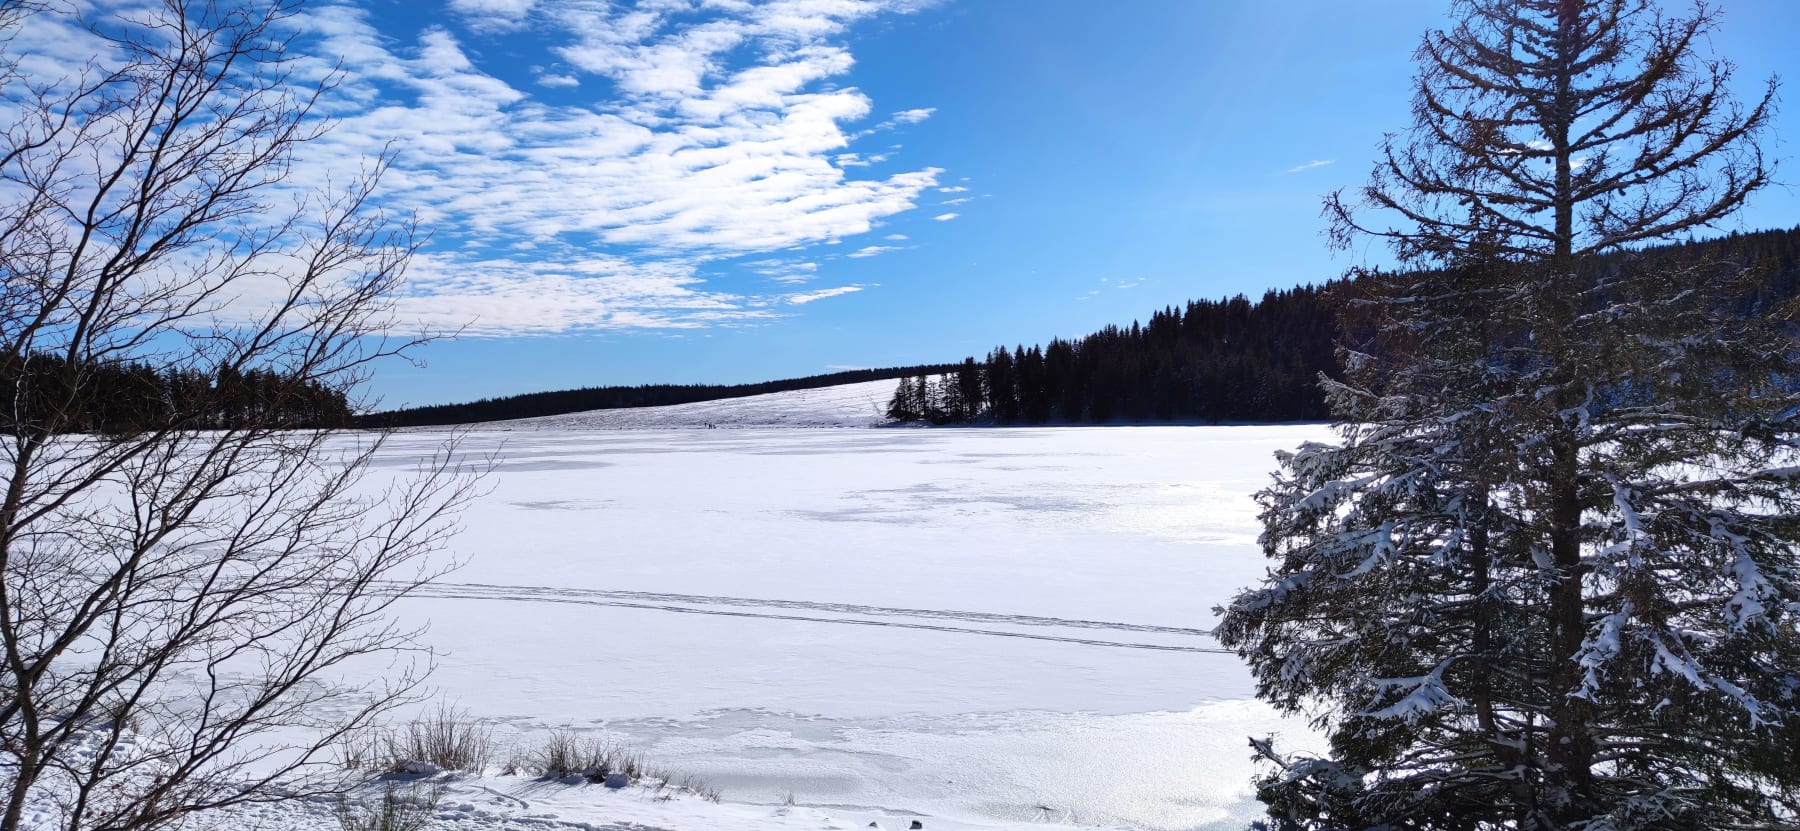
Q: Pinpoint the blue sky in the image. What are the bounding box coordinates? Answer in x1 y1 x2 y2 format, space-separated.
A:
302 0 1800 409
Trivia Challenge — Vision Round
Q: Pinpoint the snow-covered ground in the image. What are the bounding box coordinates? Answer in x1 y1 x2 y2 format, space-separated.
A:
203 387 1338 831
218 769 1120 831
484 379 901 429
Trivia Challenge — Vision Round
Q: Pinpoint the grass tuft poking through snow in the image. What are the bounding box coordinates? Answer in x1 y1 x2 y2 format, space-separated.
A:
339 705 495 776
321 708 727 831
390 705 494 774
523 729 637 780
507 728 723 802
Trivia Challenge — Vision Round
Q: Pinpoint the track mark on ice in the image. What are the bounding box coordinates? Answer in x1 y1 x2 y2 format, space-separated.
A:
409 582 1215 635
391 582 1234 654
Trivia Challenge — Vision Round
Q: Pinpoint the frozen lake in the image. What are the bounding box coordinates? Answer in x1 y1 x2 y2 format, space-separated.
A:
368 424 1334 830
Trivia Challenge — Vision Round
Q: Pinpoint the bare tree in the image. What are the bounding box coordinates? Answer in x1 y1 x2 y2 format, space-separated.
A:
0 2 476 829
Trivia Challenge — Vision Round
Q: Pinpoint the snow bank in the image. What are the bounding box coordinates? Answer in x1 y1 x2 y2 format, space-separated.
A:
207 771 1120 831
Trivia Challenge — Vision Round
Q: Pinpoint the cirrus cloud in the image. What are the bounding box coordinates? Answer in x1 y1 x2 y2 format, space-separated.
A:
786 285 869 304
281 0 947 335
1284 159 1335 174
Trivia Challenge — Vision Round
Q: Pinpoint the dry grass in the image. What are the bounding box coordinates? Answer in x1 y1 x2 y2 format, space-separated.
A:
339 705 494 775
512 729 722 802
389 705 494 773
340 709 724 807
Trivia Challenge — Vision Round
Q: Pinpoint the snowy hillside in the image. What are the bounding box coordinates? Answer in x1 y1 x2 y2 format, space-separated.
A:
483 379 900 429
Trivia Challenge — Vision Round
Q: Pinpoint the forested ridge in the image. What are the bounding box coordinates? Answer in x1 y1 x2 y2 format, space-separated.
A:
889 224 1800 425
1 355 352 432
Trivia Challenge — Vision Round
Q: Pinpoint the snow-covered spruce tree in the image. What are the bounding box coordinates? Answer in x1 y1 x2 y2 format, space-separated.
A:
1216 1 1800 828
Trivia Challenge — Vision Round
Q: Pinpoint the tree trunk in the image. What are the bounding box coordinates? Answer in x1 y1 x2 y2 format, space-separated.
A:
2 740 40 831
1541 5 1597 822
1545 435 1595 825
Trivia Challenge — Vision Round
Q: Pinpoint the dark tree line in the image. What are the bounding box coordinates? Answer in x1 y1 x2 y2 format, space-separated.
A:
890 225 1800 426
891 283 1345 424
1 353 352 433
365 364 957 428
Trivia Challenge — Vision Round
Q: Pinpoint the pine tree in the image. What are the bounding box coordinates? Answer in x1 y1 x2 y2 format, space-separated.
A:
986 346 1020 422
1045 339 1082 421
913 374 934 422
1017 345 1051 423
885 376 918 422
955 358 985 421
1217 1 1799 828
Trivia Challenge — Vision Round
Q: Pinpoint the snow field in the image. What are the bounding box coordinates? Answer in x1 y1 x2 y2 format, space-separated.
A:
328 422 1333 830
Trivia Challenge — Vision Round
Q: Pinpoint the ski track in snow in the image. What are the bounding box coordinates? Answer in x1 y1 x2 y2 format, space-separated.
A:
390 581 1233 654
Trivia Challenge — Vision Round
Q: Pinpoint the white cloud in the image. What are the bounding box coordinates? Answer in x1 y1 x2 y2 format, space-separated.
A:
744 258 820 285
1284 159 1335 174
1093 276 1144 293
888 107 935 124
937 185 967 193
932 212 959 221
941 196 971 205
834 151 891 167
535 72 580 88
276 0 943 335
448 0 539 31
855 105 937 138
847 245 898 258
395 252 775 335
884 233 908 241
787 285 867 304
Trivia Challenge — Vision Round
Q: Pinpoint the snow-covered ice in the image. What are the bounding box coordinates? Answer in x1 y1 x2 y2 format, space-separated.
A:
58 383 1335 831
335 418 1334 830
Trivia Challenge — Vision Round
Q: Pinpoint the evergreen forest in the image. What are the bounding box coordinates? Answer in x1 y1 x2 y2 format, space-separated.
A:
890 225 1800 425
1 354 352 433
